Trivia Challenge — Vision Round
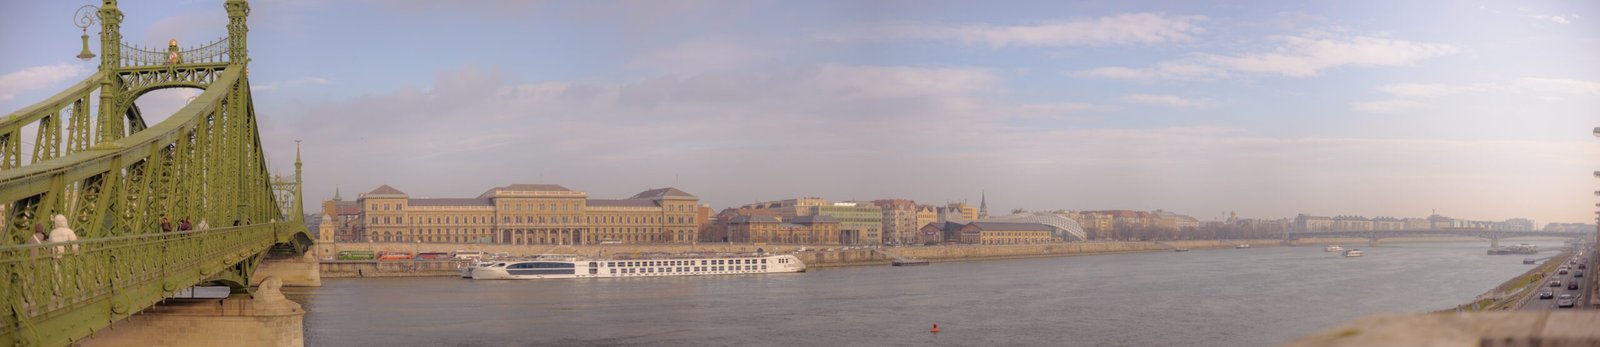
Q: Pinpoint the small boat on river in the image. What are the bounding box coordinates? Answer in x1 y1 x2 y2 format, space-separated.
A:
1325 245 1344 252
1343 249 1363 257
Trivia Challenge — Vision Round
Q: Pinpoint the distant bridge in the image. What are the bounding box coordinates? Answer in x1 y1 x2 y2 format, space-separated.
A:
1284 229 1592 247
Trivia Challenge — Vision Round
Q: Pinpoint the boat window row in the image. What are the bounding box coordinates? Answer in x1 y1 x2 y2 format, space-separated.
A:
507 262 575 269
607 265 769 274
605 258 766 268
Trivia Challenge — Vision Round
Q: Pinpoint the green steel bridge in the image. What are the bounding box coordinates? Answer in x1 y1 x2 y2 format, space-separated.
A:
0 1 312 346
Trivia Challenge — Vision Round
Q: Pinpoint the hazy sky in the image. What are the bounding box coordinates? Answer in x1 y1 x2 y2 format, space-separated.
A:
2 1 1598 224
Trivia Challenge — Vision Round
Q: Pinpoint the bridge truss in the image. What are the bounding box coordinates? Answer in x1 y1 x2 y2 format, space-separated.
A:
0 1 310 346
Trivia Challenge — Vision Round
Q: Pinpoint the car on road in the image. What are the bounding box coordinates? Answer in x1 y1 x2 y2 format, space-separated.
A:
1569 282 1580 290
1559 293 1573 300
1558 298 1575 308
1578 271 1586 278
1551 280 1563 287
1582 263 1589 270
1540 291 1555 299
1559 269 1569 275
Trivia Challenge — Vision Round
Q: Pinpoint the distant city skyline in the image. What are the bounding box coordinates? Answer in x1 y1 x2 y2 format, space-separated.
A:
2 1 1597 224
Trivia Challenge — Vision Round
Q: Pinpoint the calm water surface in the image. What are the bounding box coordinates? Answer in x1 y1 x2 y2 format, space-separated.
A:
287 241 1559 346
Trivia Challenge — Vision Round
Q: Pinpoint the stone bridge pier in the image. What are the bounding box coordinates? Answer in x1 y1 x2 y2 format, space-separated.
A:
251 252 323 287
82 277 305 347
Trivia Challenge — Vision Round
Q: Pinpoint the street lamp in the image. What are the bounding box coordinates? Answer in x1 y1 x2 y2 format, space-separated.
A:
73 5 98 61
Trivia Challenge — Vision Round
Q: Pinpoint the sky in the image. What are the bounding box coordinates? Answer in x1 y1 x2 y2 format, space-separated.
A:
2 1 1598 225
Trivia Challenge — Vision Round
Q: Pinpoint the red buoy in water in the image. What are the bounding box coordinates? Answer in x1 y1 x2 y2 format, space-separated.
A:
931 324 940 333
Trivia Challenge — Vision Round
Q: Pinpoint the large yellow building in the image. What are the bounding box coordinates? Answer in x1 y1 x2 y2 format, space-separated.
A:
355 184 699 244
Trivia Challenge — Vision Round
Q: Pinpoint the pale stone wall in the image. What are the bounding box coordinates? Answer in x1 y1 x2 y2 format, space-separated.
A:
84 293 303 346
252 253 322 287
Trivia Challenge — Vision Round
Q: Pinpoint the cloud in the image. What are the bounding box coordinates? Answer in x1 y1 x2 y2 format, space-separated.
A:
629 37 780 73
1350 99 1428 113
1376 83 1487 98
0 64 90 101
828 13 1206 48
1079 34 1457 80
1121 94 1208 108
1014 102 1118 116
1516 78 1600 94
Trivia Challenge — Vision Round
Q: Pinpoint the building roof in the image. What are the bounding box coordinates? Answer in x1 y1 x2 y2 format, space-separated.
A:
476 184 577 198
408 198 493 207
586 199 660 208
629 187 697 200
965 222 1057 232
788 215 838 224
730 215 781 224
333 201 360 215
365 184 407 196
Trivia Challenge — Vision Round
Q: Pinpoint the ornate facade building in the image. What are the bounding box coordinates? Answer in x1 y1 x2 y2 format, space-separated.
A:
353 184 699 244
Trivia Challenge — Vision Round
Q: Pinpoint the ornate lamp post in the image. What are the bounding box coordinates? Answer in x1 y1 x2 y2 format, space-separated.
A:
74 5 99 61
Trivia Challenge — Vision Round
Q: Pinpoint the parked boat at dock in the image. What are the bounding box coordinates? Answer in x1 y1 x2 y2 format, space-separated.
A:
470 254 806 280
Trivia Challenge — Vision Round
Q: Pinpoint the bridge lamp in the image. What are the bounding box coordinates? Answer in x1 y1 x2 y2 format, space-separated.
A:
73 5 98 61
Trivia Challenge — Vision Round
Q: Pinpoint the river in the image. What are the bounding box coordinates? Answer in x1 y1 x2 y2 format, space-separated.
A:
285 241 1563 346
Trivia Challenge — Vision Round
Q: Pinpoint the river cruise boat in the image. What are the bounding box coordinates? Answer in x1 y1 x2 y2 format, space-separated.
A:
1325 245 1344 252
1235 244 1251 249
1343 249 1363 257
470 254 806 280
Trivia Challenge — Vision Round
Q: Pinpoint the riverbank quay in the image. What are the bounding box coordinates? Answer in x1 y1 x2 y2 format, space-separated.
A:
1286 311 1600 347
315 239 1286 276
1440 250 1572 312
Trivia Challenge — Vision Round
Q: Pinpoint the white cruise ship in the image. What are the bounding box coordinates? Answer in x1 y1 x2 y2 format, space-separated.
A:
470 254 806 280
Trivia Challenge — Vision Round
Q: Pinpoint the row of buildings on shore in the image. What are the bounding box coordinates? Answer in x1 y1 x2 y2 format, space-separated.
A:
313 183 1584 246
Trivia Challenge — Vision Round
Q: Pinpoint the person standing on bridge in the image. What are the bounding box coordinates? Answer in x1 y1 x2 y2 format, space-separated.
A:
28 223 47 258
161 215 173 232
48 214 78 256
178 217 192 232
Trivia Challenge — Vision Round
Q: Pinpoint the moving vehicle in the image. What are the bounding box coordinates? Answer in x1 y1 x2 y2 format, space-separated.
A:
1569 282 1579 290
1560 269 1569 275
335 250 376 261
1551 280 1563 287
378 251 414 261
1577 271 1585 278
1539 291 1554 299
453 250 485 260
1558 298 1575 308
1235 244 1250 249
471 254 806 280
1325 245 1344 252
416 252 451 260
1342 249 1363 257
1524 258 1537 264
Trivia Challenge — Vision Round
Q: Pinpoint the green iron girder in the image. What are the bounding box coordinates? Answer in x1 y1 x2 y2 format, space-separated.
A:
0 1 307 346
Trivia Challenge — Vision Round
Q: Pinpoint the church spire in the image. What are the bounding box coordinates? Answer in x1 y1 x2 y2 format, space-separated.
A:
979 191 988 219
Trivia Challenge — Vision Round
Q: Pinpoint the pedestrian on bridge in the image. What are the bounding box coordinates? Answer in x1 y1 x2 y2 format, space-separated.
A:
28 223 47 258
48 214 78 256
161 215 173 232
178 217 192 232
196 219 210 232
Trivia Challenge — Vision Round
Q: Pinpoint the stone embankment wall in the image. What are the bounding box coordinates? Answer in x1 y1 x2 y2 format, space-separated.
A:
316 239 1284 275
321 260 464 278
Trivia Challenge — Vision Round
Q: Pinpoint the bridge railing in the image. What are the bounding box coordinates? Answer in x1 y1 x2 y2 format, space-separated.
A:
1 224 278 346
118 37 231 67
